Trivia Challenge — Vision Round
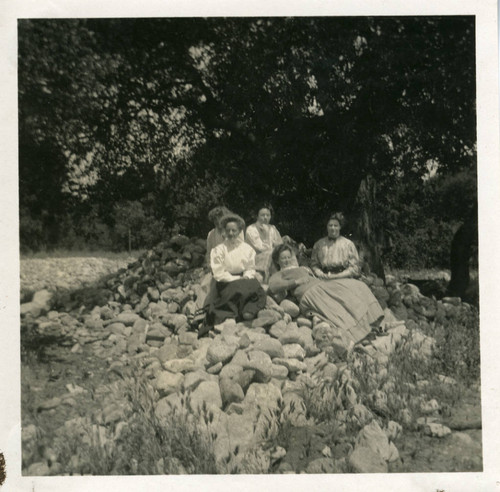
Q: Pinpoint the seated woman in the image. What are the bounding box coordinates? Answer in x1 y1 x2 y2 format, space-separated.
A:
191 206 243 319
245 204 285 283
199 213 266 337
205 205 244 265
268 229 384 349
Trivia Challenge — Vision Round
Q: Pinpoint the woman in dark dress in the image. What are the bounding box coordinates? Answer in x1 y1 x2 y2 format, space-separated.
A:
199 214 266 336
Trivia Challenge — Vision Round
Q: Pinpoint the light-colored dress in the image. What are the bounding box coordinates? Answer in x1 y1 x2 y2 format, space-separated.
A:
245 223 282 281
269 267 383 346
311 236 360 277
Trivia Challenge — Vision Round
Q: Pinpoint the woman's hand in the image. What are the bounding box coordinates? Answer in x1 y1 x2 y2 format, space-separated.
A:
292 276 309 287
313 268 328 279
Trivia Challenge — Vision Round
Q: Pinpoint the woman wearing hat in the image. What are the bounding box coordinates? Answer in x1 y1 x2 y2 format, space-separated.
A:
199 213 266 336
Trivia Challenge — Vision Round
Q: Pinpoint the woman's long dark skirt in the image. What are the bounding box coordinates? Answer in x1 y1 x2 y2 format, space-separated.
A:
199 278 266 337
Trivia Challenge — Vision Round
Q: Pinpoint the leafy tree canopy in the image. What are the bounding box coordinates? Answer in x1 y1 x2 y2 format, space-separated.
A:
19 16 476 253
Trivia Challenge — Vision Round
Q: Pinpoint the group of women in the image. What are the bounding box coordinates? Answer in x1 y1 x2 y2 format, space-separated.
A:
197 205 385 350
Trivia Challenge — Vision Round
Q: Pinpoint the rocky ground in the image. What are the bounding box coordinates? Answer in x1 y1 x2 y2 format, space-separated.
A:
20 237 482 475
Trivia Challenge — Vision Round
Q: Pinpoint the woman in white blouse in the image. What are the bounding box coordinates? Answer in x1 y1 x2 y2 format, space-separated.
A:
205 205 244 265
245 204 283 283
200 213 266 337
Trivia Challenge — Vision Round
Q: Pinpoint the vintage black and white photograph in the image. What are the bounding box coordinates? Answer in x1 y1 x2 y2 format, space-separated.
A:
3 1 499 489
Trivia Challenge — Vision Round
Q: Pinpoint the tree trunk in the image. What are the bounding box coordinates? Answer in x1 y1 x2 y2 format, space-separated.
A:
447 219 477 299
349 174 386 281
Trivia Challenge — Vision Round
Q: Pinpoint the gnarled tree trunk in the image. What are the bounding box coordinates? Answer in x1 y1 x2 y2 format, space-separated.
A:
349 174 386 281
447 214 478 299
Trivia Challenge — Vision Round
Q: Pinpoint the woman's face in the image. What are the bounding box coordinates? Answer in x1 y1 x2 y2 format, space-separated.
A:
327 219 341 239
278 249 294 270
225 221 241 241
257 208 271 225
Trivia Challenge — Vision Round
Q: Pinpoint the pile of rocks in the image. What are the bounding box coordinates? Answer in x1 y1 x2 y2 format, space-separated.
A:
20 234 477 474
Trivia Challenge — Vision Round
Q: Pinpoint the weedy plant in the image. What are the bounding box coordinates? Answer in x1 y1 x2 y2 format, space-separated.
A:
48 368 221 475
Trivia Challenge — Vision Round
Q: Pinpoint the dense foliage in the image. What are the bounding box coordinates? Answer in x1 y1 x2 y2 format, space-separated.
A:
18 17 477 269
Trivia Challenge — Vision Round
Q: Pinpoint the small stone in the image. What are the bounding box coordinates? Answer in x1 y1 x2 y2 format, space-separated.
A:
238 333 251 348
321 445 332 458
155 342 179 363
349 446 388 473
273 358 307 373
146 327 167 342
20 302 42 317
355 420 393 462
352 404 373 426
38 397 62 411
243 383 282 413
271 446 287 461
47 310 60 320
163 358 196 373
271 364 289 379
252 337 285 359
22 424 38 443
278 323 301 345
296 316 312 328
252 310 282 327
26 461 50 476
283 343 306 360
449 432 474 446
304 351 329 374
399 408 413 426
234 370 255 392
183 370 213 391
219 378 244 406
206 343 238 365
385 421 403 441
32 289 53 311
420 399 440 415
108 322 130 337
232 349 249 366
321 362 339 380
437 374 457 385
280 299 300 318
178 331 198 345
190 380 222 411
207 362 223 374
155 371 184 396
305 457 337 473
422 423 451 438
155 394 183 418
269 320 288 339
114 312 141 325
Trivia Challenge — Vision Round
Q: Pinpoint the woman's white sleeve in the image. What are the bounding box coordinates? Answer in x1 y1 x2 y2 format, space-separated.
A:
310 240 322 270
242 248 257 278
245 225 266 252
346 241 361 277
272 226 283 246
211 248 239 282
